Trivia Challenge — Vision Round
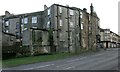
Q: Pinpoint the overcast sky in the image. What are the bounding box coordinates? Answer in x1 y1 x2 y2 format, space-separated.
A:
0 0 119 34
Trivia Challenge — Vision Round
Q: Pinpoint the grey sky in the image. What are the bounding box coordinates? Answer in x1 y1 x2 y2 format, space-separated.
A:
0 0 118 34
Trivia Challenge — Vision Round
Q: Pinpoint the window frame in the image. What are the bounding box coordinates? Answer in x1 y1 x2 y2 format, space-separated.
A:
6 29 9 33
16 22 20 29
81 23 83 30
5 21 9 26
24 18 28 24
47 21 50 28
70 21 74 27
59 7 62 13
48 8 51 15
32 16 37 24
69 9 74 16
59 19 63 26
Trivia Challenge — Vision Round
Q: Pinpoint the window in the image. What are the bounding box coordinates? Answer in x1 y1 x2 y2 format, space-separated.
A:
47 21 50 28
105 31 110 33
16 32 19 36
81 14 83 18
70 10 74 15
48 8 50 15
89 26 91 30
81 24 83 29
60 32 63 41
16 22 19 29
6 30 9 33
21 19 24 23
5 21 9 26
16 32 19 39
80 12 83 18
59 7 62 13
59 20 63 26
70 22 74 27
10 36 14 41
24 28 27 31
32 16 37 23
21 24 23 30
24 18 28 24
60 32 62 37
76 33 79 40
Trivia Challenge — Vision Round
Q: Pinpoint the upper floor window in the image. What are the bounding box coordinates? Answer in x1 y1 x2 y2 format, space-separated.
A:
60 32 64 41
21 24 24 32
5 21 9 26
105 31 110 34
47 21 50 28
81 23 83 29
59 7 62 13
24 28 27 31
59 20 63 26
16 32 20 39
80 12 83 18
48 8 51 15
32 16 37 23
16 24 19 29
24 18 28 24
16 32 19 36
81 14 83 19
70 22 74 27
21 19 23 23
6 30 9 33
70 10 74 15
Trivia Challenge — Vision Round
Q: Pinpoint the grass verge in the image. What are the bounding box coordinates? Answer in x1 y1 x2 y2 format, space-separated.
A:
2 49 99 68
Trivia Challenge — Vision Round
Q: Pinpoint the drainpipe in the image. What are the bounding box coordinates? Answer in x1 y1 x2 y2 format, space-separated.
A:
67 6 70 53
74 11 77 53
79 10 81 50
28 16 34 55
56 5 59 52
19 16 22 47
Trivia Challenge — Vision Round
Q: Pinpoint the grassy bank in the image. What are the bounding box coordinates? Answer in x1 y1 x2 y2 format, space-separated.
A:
2 49 99 68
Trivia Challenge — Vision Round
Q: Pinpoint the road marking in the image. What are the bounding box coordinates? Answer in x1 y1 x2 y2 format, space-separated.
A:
23 64 54 70
67 59 80 62
67 57 87 62
56 57 87 68
65 67 74 69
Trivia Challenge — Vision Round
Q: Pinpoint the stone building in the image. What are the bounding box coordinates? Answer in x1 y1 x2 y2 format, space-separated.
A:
1 3 100 56
88 4 100 50
44 4 82 53
118 35 120 48
81 8 89 50
99 28 120 48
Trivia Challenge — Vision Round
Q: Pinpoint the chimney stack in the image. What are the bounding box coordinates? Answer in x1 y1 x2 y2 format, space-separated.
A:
5 11 11 16
83 8 87 12
44 5 48 10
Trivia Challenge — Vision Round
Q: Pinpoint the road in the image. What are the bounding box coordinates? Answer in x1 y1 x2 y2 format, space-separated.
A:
3 48 119 70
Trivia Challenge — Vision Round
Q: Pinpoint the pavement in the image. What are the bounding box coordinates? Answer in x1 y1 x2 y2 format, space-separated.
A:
3 48 119 70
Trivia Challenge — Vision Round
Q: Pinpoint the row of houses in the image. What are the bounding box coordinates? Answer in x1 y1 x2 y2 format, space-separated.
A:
0 3 119 56
99 28 120 48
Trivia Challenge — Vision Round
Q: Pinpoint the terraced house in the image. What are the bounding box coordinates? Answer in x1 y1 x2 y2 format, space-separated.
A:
1 4 100 56
99 28 120 48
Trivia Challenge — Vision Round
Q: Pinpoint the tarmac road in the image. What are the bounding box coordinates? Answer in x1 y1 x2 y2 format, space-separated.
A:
3 48 119 70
